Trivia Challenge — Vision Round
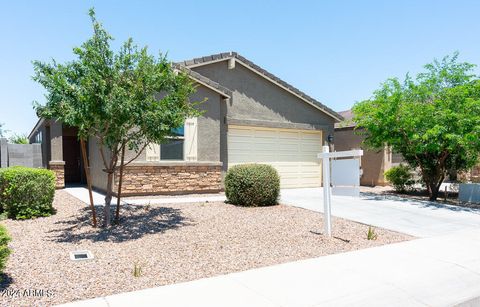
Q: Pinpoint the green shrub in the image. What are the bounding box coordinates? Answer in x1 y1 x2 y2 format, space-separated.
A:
384 164 415 193
366 226 378 240
0 225 11 275
225 164 280 207
0 166 55 219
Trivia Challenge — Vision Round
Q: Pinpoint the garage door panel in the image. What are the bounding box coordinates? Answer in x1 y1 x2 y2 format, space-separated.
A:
300 142 322 150
255 130 279 138
296 155 319 162
253 144 280 151
276 155 302 162
301 133 321 139
275 143 298 154
228 126 322 188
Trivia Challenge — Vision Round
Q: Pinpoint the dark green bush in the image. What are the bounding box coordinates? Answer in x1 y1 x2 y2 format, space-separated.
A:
0 225 11 276
384 164 415 193
0 166 55 219
225 164 280 206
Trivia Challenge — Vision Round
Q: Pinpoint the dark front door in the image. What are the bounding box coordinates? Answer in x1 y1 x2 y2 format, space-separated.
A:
63 136 81 183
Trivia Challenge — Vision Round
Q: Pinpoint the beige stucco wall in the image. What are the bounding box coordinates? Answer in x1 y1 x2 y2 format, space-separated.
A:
117 84 224 164
88 135 109 192
334 127 391 186
192 60 336 172
192 61 335 133
191 86 223 162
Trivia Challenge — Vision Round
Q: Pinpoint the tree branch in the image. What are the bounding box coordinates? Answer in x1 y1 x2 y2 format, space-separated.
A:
123 143 148 167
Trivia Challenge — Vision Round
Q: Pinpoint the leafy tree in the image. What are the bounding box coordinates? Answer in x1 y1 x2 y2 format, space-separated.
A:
9 133 29 144
32 8 201 226
0 123 5 138
353 53 480 201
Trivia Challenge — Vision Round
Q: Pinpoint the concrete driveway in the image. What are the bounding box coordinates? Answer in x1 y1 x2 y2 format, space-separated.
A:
280 188 480 238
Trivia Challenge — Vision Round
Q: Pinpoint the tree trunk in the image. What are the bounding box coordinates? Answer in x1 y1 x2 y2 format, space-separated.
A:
115 143 126 224
104 171 114 227
427 182 440 201
425 173 445 201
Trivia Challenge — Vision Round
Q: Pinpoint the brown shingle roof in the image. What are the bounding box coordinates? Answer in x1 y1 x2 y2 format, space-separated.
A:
334 109 356 129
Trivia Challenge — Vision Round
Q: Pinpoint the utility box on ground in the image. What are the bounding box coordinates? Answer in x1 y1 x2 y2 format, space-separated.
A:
459 183 480 203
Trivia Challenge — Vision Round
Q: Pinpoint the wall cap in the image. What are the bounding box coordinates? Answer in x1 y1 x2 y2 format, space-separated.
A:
125 161 223 167
49 160 66 166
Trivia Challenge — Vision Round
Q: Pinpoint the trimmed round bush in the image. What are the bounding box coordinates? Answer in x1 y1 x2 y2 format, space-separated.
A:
225 164 280 206
0 225 11 277
0 166 55 219
384 164 415 193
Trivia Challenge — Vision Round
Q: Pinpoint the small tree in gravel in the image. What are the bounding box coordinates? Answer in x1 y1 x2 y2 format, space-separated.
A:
33 8 201 226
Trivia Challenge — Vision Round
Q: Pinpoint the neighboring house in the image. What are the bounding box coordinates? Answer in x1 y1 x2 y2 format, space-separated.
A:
334 110 403 186
28 51 342 195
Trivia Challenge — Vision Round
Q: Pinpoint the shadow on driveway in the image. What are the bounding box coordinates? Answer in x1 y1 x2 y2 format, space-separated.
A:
360 192 480 214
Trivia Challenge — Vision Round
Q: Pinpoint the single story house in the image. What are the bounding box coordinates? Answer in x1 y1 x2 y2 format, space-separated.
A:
334 110 403 186
28 52 342 195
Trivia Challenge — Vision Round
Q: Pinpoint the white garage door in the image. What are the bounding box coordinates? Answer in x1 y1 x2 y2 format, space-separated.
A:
228 125 322 188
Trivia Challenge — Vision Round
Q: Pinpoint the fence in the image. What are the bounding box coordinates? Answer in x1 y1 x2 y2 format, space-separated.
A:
0 138 43 168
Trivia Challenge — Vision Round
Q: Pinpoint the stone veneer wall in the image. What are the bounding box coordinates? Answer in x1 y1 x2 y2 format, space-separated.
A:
114 162 223 196
49 161 65 189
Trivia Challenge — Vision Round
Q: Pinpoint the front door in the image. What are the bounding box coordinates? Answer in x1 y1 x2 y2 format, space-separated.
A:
62 136 81 183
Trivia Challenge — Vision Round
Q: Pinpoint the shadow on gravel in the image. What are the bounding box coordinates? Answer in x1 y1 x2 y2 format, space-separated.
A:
360 192 480 214
47 204 192 243
0 273 13 290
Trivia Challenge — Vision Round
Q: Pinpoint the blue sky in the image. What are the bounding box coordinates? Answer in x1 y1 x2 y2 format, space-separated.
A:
1 0 479 137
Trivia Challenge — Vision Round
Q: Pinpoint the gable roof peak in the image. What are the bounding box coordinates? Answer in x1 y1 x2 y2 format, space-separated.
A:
178 52 343 122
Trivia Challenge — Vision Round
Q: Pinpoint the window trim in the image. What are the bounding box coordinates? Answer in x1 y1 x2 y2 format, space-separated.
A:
145 119 197 162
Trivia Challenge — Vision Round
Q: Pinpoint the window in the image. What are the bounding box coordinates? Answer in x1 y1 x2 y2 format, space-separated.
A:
34 131 43 144
145 121 195 161
160 138 184 160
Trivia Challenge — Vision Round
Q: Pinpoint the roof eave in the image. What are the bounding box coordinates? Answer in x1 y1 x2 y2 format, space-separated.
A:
173 64 232 99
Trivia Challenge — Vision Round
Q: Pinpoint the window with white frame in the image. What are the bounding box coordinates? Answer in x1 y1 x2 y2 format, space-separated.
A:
146 118 197 162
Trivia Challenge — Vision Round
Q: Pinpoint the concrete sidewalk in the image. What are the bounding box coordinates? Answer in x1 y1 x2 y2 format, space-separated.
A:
281 188 480 238
64 186 226 206
58 228 480 307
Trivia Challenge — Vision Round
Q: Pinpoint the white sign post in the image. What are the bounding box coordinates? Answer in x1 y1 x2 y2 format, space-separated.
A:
318 146 363 237
321 145 332 236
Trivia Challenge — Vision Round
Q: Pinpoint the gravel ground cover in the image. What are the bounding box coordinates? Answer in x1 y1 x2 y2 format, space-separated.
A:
1 190 411 306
